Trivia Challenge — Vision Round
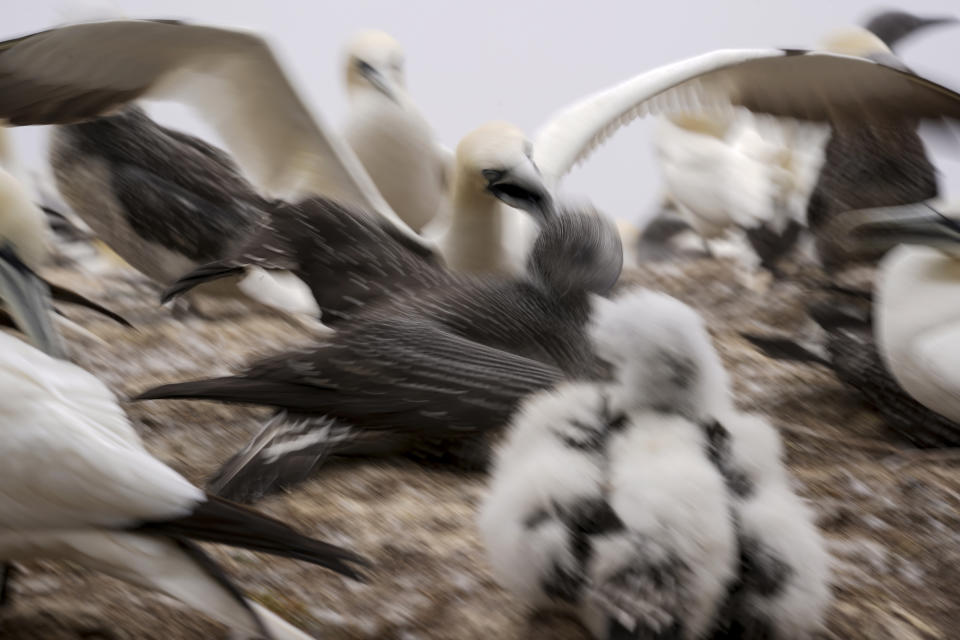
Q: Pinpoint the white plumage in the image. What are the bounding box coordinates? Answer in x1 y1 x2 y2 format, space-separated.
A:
710 409 832 638
480 289 739 638
479 382 737 639
341 30 450 233
654 111 829 241
877 242 960 423
0 331 363 638
480 288 830 638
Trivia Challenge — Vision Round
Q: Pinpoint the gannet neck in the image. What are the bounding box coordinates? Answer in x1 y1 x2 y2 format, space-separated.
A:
444 177 506 273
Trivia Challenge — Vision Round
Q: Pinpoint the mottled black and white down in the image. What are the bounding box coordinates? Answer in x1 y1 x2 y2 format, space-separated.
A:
480 289 830 639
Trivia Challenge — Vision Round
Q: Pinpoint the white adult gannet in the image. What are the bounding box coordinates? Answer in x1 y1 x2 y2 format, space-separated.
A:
0 330 365 638
341 29 451 233
847 200 960 425
2 20 960 283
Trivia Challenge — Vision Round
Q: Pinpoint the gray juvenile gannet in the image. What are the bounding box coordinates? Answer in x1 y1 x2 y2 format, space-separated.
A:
48 105 320 316
0 330 366 638
138 207 624 502
5 20 960 290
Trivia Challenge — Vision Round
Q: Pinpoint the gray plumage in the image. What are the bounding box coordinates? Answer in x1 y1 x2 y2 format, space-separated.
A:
49 106 273 286
806 121 939 269
137 208 623 502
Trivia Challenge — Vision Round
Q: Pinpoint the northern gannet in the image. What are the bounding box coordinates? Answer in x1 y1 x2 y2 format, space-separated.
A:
4 20 960 286
341 29 450 233
652 12 956 274
845 201 960 431
49 106 320 317
137 208 623 502
0 331 366 638
743 296 960 448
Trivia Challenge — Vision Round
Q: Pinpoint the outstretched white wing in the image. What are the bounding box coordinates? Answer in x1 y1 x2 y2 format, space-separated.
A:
0 19 426 247
533 48 960 187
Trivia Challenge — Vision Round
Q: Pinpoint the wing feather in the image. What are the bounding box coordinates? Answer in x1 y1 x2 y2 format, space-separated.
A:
0 20 428 247
534 48 960 186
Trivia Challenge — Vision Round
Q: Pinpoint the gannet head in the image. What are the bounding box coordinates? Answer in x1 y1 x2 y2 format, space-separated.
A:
819 26 893 56
343 29 405 102
845 202 960 260
863 10 957 50
588 288 731 419
455 121 554 223
527 208 622 296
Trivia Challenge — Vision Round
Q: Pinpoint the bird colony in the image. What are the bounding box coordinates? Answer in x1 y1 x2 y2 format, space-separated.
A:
0 8 959 640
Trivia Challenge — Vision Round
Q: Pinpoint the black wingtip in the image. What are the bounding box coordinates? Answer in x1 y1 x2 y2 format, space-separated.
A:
45 280 134 329
162 262 244 305
131 493 370 581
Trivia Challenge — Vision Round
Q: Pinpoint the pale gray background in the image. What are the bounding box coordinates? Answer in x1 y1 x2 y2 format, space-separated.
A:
6 1 960 225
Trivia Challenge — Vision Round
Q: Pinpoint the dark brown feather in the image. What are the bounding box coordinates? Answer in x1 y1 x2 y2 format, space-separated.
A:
130 494 368 580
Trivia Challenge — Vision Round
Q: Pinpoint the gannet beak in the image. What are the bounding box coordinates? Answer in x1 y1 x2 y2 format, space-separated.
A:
918 16 958 30
848 202 960 258
0 244 66 357
356 60 399 103
483 158 555 224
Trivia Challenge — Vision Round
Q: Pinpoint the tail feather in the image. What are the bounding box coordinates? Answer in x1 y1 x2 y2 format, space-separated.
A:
161 261 245 304
45 280 133 328
208 412 351 504
130 494 368 581
135 377 307 407
740 333 831 368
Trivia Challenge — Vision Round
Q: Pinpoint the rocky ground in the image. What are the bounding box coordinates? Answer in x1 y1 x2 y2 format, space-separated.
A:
2 251 959 640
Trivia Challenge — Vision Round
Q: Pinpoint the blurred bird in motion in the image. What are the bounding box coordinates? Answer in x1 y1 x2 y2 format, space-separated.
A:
0 330 366 639
743 199 960 447
649 9 957 277
4 18 960 298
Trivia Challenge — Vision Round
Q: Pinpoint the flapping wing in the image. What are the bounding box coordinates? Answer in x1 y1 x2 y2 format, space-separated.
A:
533 48 960 186
0 20 429 248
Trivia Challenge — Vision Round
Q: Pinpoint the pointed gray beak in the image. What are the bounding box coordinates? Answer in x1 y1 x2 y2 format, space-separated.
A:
0 244 66 358
483 159 556 225
847 202 960 258
356 60 399 103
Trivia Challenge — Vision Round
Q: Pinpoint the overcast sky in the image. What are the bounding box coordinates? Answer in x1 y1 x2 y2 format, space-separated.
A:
6 1 960 225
